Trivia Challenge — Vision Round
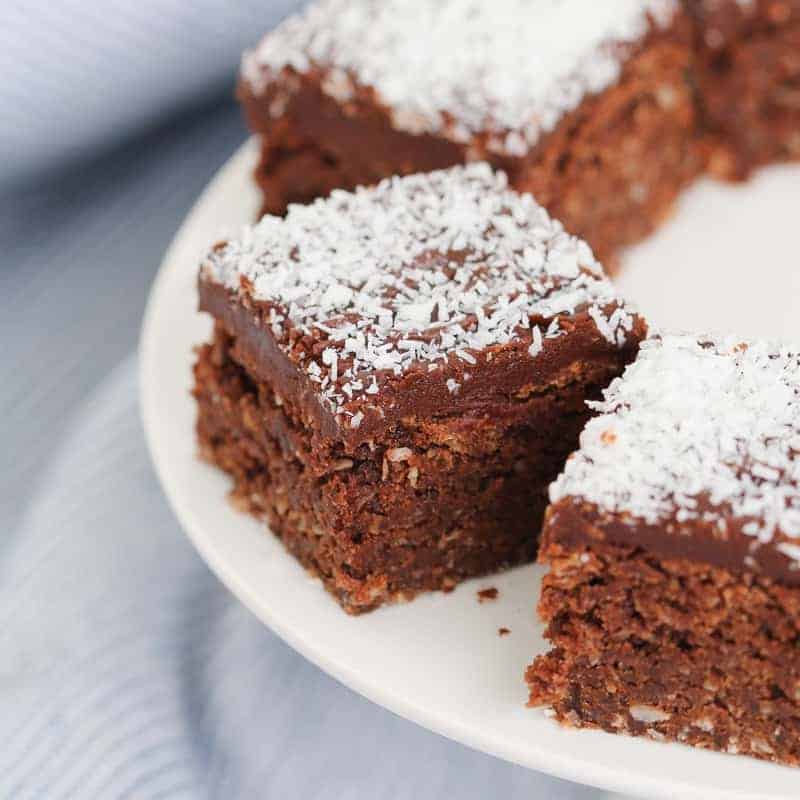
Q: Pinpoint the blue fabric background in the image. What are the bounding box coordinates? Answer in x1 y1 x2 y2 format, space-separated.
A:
1 5 616 797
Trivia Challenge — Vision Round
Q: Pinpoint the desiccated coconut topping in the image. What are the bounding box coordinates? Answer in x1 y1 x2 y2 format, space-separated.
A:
241 0 678 155
201 164 635 424
551 333 800 554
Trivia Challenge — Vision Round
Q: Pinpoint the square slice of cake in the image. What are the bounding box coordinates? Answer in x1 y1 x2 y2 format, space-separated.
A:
193 164 645 613
239 0 700 265
528 332 800 765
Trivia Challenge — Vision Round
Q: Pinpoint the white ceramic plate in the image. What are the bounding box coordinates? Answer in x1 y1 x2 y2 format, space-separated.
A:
140 139 800 800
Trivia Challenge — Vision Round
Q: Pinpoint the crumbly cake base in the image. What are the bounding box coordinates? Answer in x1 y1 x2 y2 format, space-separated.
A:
194 327 630 613
527 537 800 766
242 20 699 267
510 28 699 268
694 0 800 180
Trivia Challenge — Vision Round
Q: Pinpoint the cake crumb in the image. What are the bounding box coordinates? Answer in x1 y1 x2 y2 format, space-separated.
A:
477 587 499 602
498 627 511 636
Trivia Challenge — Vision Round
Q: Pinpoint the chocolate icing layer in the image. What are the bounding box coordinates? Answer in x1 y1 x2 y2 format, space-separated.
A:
239 74 464 214
199 278 645 447
544 497 800 586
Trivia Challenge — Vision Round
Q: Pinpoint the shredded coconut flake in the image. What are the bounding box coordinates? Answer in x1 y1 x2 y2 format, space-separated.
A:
242 0 678 153
551 333 800 554
202 164 634 419
349 411 364 429
528 325 544 359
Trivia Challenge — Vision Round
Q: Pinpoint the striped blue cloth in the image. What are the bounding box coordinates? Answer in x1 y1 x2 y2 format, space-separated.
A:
0 5 614 798
1 0 297 188
0 356 603 799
